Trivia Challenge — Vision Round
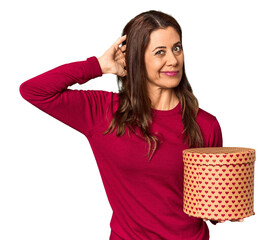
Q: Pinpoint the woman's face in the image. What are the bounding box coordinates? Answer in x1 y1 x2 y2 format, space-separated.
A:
144 26 184 92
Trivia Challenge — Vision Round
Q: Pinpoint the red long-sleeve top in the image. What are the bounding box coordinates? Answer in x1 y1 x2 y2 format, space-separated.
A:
19 56 223 240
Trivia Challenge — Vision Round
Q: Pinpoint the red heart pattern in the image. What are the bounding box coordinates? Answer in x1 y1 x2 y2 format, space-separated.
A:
182 147 255 221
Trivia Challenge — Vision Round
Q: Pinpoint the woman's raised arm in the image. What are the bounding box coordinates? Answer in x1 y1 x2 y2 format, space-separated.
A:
19 36 127 136
19 56 111 136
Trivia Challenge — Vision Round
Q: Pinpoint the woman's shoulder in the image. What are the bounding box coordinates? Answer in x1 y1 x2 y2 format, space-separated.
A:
196 108 218 125
196 108 223 147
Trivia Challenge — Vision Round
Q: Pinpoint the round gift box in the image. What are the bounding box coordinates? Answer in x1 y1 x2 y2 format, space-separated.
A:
182 147 255 221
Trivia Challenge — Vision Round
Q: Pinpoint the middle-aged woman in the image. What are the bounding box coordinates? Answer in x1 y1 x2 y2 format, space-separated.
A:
19 10 242 240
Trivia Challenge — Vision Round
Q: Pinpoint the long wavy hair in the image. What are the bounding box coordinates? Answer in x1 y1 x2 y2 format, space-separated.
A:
103 10 204 161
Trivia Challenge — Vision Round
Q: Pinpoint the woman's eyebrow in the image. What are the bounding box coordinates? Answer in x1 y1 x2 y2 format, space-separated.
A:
152 41 181 52
152 46 166 52
174 41 182 46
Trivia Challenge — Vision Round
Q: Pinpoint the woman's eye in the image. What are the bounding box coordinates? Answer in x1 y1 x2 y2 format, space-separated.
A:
174 46 182 52
155 50 165 55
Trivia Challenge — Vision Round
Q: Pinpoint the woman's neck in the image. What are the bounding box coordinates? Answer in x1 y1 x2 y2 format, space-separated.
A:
149 89 179 111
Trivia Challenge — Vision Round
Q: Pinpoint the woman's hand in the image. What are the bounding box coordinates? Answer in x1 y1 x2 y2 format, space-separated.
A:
203 218 244 225
98 35 127 77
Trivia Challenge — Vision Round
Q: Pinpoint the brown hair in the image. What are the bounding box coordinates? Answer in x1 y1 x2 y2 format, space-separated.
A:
103 10 204 161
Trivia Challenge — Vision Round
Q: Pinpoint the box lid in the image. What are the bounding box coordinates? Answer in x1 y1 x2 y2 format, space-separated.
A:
183 147 255 165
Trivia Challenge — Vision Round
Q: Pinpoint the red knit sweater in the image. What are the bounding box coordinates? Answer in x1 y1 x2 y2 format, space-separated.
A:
19 56 222 240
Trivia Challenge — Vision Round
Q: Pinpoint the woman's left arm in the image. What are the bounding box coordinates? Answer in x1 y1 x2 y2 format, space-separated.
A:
206 118 223 148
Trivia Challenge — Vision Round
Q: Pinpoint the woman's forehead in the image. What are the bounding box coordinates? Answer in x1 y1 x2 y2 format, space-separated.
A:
148 27 181 48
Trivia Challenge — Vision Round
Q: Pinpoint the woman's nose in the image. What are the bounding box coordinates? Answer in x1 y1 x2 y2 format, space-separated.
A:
166 51 178 66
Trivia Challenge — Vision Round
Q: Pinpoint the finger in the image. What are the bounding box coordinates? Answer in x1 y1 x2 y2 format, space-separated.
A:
120 44 126 53
115 53 126 68
230 218 244 222
114 35 127 48
114 48 125 60
235 219 244 222
119 68 127 77
123 69 127 77
113 50 126 65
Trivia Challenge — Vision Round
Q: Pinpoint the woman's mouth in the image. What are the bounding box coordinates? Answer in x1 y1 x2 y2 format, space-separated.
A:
161 71 179 76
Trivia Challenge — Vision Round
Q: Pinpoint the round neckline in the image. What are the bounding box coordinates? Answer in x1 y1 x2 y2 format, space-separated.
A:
151 101 181 117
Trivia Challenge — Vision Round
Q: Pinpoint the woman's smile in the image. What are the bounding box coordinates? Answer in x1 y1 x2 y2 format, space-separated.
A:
160 71 179 77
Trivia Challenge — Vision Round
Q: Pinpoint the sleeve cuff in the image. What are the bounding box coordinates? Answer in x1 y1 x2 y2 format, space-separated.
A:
78 56 103 84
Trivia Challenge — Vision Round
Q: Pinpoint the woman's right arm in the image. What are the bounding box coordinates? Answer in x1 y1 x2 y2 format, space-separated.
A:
19 35 127 137
20 57 107 136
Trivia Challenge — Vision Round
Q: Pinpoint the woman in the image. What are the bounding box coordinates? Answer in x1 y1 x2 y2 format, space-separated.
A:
20 10 227 240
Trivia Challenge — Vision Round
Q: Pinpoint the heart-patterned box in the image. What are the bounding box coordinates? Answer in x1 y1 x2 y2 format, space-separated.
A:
182 147 255 221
